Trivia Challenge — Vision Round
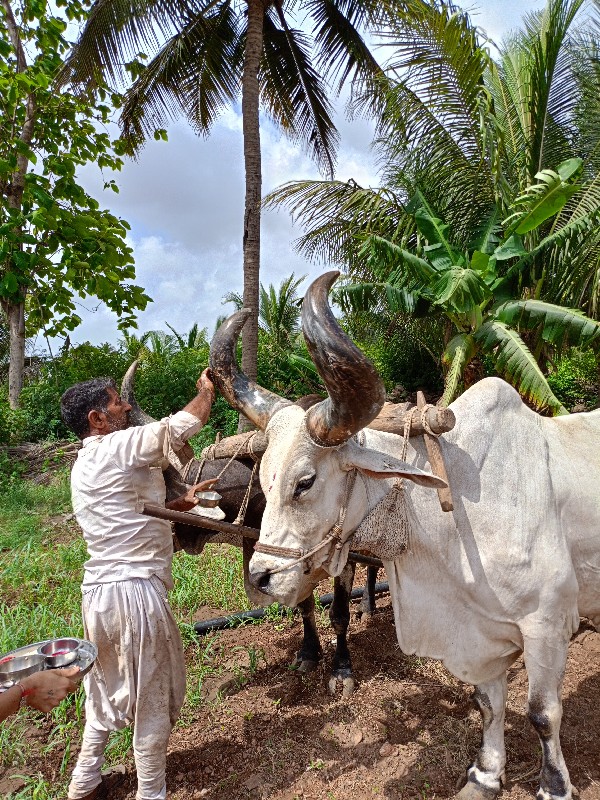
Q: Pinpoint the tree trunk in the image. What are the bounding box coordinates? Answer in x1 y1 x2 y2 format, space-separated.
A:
241 0 264 384
7 298 25 408
2 0 35 408
238 0 265 431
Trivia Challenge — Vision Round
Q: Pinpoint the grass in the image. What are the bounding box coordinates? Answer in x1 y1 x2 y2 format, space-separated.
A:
0 469 250 799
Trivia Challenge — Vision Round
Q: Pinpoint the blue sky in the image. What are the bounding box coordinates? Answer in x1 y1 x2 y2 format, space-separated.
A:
50 0 547 350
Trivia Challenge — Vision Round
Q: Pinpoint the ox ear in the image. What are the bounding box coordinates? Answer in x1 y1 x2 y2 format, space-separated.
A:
343 441 447 489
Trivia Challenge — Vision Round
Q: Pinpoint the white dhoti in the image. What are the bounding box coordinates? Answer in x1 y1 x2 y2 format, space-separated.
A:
68 576 185 800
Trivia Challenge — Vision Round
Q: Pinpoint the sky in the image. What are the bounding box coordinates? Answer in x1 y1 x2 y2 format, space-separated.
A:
49 0 546 351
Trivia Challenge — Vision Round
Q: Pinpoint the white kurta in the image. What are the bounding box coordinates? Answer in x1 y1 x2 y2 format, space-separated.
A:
72 410 202 590
68 412 202 800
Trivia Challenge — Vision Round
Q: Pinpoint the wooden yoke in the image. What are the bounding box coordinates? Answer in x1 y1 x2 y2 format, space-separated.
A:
201 402 456 461
416 391 453 512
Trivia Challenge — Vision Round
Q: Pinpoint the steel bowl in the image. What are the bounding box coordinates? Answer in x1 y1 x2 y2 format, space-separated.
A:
194 490 222 508
38 638 80 668
0 652 45 682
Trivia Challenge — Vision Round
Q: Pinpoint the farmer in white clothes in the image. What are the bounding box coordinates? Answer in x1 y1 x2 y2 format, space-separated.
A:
60 369 216 800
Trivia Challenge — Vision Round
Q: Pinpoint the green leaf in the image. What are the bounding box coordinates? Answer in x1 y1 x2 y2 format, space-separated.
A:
470 251 490 273
0 272 20 295
493 234 527 261
474 320 567 415
431 267 491 313
361 236 438 285
556 158 583 182
440 333 477 407
414 208 459 269
503 168 581 235
493 300 600 350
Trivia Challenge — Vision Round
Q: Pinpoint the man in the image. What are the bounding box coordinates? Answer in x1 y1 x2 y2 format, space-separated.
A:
0 666 81 722
60 369 216 800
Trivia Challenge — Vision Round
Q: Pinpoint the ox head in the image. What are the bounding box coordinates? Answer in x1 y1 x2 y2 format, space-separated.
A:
210 271 445 607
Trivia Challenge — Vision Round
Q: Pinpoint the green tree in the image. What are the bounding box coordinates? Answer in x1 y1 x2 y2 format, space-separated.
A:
60 0 393 389
165 322 209 351
267 0 600 412
0 0 151 407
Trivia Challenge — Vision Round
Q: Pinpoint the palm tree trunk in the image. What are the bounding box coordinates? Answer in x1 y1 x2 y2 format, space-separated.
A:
241 0 264 385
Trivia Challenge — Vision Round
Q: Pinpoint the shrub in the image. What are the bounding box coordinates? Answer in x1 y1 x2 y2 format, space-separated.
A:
0 396 27 444
547 348 598 411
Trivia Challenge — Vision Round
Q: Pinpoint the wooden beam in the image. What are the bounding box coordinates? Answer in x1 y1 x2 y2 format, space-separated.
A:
416 392 453 512
200 402 456 460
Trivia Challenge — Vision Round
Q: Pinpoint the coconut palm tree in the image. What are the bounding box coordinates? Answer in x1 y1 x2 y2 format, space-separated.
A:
266 0 600 412
60 0 390 389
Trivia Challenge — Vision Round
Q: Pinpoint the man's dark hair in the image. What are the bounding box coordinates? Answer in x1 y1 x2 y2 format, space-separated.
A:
60 378 117 439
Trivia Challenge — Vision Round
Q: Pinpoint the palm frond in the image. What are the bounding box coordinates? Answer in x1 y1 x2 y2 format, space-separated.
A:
335 280 419 316
508 0 585 180
59 0 207 89
261 11 338 176
259 272 305 344
264 179 410 267
467 206 502 255
119 2 242 147
303 0 385 97
361 235 438 286
373 80 496 247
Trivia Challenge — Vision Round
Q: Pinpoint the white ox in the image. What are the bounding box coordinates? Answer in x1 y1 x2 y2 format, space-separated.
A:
209 271 600 800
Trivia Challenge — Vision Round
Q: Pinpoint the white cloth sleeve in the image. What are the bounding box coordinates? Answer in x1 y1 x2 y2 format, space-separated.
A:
108 411 204 470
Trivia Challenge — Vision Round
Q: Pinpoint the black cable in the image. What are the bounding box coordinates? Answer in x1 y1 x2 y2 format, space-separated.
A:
193 582 390 636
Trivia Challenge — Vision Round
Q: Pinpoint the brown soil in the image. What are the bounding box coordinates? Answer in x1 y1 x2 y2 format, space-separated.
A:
8 584 600 800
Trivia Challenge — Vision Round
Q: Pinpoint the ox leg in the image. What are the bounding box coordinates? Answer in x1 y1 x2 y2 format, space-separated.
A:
328 562 356 698
359 565 379 618
290 593 323 674
523 638 572 800
455 676 507 800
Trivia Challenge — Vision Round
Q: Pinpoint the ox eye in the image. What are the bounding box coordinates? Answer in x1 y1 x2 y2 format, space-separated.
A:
294 474 316 498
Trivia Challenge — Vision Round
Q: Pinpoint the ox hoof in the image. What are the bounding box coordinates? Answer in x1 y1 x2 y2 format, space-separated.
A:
328 674 355 697
290 656 319 674
536 788 578 800
454 782 500 800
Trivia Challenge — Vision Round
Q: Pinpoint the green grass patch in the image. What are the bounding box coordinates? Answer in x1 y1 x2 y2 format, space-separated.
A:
170 545 248 619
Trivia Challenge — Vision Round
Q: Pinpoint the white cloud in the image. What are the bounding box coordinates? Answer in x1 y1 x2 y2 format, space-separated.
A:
65 0 547 348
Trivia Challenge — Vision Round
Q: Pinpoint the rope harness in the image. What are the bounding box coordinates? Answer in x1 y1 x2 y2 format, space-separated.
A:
253 403 440 575
189 403 440 574
192 431 260 526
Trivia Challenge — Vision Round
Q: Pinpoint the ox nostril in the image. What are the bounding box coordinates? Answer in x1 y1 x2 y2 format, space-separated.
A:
258 572 271 589
250 567 271 591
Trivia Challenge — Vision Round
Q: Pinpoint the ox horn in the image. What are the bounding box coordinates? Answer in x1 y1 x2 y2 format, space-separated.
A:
302 271 386 447
209 309 291 431
120 360 157 426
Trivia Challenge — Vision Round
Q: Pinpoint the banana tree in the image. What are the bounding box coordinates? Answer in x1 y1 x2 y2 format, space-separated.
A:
338 160 600 414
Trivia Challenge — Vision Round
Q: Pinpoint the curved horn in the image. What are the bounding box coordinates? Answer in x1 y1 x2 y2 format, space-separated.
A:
121 360 157 427
302 271 386 446
209 309 291 431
